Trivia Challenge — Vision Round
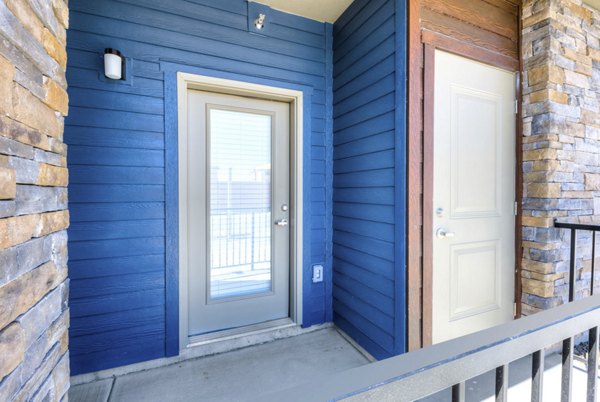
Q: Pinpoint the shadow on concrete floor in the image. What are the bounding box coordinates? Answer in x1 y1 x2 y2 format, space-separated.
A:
69 327 370 402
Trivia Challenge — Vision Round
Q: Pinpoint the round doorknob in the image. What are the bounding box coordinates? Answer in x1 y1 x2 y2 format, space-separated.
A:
436 228 455 239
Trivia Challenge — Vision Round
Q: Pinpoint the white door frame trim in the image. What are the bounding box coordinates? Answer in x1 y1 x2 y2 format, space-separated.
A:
177 72 304 349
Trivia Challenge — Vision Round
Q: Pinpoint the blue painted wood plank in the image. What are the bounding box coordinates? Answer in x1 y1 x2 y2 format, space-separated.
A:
69 184 165 203
334 19 395 76
333 244 395 280
333 285 394 334
265 6 326 34
333 74 395 119
334 0 395 61
70 306 165 337
69 12 325 77
67 107 164 133
333 257 394 296
333 150 395 174
69 203 164 222
333 202 394 223
333 131 394 160
69 220 165 241
69 87 164 115
69 254 165 280
70 288 165 318
70 337 165 375
66 66 164 98
69 237 165 261
333 230 394 262
334 269 394 317
70 322 165 355
333 216 394 242
72 0 326 60
333 187 394 205
64 126 164 150
332 298 394 351
334 55 395 104
70 271 164 299
67 48 163 80
334 112 395 146
333 36 395 87
312 145 326 160
334 314 391 360
184 0 247 16
333 169 395 188
393 0 408 356
69 166 164 185
163 71 179 357
69 146 164 167
68 31 326 90
333 93 395 132
333 0 372 35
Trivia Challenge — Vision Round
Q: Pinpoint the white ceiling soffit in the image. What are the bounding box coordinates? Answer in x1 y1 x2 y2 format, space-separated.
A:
252 0 354 23
584 0 600 11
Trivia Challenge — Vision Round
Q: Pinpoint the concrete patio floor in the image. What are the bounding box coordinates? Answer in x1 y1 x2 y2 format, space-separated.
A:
69 327 371 402
70 327 598 401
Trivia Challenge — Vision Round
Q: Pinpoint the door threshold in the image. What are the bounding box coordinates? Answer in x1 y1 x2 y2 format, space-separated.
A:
179 320 330 363
188 318 295 347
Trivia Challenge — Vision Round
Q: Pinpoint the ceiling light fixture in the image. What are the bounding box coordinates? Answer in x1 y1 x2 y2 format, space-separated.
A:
255 13 266 29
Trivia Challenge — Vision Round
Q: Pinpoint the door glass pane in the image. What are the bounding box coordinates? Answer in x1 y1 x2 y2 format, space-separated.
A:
209 108 272 300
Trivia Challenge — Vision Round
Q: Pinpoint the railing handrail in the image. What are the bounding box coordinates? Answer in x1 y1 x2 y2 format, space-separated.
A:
259 294 600 402
554 219 600 232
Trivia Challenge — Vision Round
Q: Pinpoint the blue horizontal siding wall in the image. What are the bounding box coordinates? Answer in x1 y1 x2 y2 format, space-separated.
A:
65 0 333 375
332 0 406 359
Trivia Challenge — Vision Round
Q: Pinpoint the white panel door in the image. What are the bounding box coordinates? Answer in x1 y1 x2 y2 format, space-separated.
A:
186 90 290 336
432 50 516 344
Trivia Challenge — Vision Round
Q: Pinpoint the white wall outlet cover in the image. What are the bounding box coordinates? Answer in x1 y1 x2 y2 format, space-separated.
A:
312 264 324 283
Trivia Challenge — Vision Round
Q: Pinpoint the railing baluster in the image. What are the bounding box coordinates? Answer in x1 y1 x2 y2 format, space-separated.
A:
592 231 596 297
495 364 508 402
570 228 576 302
588 327 599 402
562 337 574 402
532 350 544 402
452 382 465 402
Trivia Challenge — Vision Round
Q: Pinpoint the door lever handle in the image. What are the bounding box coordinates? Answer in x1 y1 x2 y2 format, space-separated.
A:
436 228 455 239
275 219 289 227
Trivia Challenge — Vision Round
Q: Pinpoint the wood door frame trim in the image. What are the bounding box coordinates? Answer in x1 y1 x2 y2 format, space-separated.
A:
407 0 424 352
421 31 519 72
422 43 435 347
407 0 523 350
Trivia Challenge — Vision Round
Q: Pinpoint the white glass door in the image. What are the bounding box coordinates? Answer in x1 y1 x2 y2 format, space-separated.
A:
186 90 290 336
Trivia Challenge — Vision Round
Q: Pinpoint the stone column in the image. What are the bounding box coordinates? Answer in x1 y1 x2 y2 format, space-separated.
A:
0 0 70 401
522 0 600 315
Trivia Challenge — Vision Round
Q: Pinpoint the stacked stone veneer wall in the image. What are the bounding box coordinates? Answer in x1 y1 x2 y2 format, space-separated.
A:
521 0 600 315
0 0 70 401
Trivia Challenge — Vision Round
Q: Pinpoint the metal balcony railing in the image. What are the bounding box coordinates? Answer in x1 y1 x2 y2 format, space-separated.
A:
257 220 600 402
554 219 600 302
261 295 600 402
210 207 271 270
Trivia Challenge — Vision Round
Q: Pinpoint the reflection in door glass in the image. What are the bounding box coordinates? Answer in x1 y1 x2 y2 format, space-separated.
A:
209 109 272 300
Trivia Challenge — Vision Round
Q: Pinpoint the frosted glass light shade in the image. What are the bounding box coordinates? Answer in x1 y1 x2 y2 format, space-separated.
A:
104 48 123 80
